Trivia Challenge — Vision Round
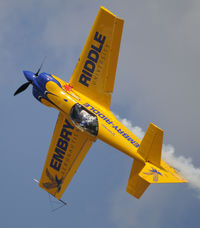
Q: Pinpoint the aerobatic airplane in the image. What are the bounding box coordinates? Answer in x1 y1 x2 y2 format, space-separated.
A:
14 7 187 203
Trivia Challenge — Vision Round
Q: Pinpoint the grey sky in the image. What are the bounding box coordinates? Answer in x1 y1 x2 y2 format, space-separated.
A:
1 0 200 227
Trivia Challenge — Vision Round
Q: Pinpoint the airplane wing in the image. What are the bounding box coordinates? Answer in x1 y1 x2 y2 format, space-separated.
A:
69 6 124 109
39 112 94 200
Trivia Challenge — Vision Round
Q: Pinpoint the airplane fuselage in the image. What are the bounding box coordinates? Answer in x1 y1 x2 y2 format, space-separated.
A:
30 72 144 163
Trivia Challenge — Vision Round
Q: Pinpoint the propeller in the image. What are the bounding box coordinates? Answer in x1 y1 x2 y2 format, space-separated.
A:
14 57 47 96
35 56 46 76
14 81 31 96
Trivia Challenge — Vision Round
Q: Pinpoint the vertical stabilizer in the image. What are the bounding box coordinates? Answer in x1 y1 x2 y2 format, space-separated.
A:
137 123 163 166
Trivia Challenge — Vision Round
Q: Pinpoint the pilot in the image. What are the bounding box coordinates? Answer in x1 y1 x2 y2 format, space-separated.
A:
79 110 96 128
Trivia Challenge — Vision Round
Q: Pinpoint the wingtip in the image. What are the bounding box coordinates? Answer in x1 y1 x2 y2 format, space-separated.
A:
33 178 40 184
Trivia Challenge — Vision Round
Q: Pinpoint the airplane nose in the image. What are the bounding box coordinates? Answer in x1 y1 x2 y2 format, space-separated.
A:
23 71 35 82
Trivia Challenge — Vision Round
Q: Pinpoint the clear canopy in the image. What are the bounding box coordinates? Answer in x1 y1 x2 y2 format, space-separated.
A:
70 103 98 137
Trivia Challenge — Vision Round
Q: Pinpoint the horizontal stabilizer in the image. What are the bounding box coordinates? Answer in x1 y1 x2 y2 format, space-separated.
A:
126 160 150 199
127 159 187 199
139 160 187 183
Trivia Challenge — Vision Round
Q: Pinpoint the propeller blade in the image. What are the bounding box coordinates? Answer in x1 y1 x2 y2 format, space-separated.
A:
35 56 47 76
14 81 31 96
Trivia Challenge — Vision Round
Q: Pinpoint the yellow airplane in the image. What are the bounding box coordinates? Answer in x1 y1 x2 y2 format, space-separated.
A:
14 6 187 203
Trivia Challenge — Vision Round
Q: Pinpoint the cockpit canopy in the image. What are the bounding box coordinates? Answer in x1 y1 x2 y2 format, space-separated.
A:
70 103 98 137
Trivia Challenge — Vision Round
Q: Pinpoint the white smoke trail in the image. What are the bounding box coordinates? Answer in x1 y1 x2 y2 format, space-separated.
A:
162 145 200 193
115 114 200 194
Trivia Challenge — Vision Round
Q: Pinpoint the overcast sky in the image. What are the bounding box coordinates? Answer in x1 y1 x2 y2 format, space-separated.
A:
1 0 200 227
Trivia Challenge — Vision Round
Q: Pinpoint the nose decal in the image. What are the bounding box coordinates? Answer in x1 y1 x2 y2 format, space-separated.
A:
64 84 73 92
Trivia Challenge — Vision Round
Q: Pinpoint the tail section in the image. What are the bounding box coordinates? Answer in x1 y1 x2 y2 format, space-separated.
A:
127 123 187 199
